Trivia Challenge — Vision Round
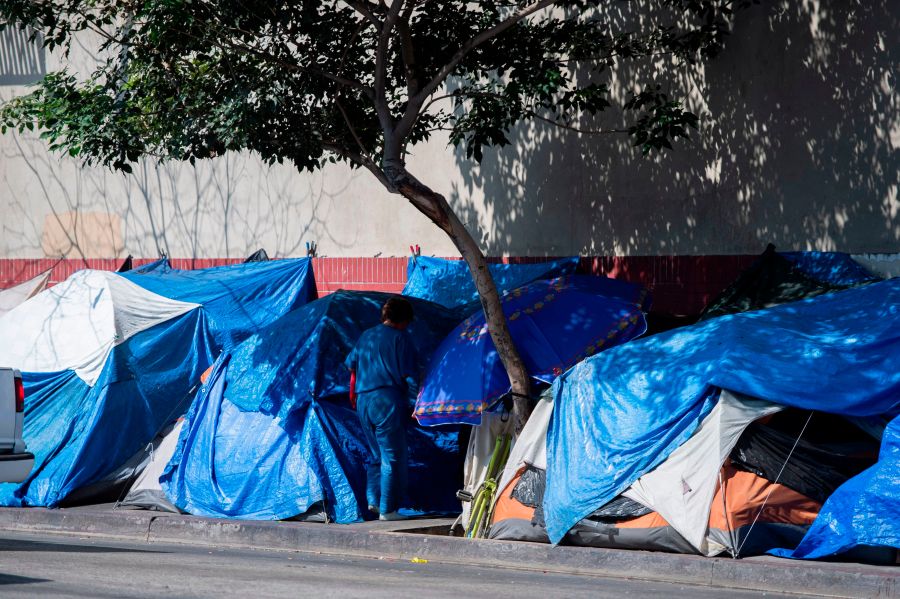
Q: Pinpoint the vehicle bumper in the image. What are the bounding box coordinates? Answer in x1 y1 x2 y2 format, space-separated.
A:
0 452 34 483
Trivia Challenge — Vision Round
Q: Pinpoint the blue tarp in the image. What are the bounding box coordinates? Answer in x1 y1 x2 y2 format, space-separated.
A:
161 357 356 520
781 251 879 287
225 290 463 422
161 291 465 522
402 256 579 309
0 310 216 507
544 279 900 545
129 257 172 274
122 258 317 350
770 414 900 559
3 260 316 507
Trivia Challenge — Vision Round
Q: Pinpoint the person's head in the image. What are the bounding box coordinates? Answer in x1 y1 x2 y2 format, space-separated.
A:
381 296 414 329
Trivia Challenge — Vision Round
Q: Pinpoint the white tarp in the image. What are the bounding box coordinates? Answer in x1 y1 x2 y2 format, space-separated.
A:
119 419 184 513
495 393 554 496
0 270 50 317
0 270 198 386
623 389 781 555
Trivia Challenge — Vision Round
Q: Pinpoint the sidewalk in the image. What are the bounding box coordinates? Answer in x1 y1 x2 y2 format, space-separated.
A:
0 505 895 598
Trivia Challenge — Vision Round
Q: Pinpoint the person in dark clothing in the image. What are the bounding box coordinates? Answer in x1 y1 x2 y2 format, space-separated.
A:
345 297 419 521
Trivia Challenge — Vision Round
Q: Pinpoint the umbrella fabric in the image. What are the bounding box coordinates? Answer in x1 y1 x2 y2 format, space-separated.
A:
414 275 650 426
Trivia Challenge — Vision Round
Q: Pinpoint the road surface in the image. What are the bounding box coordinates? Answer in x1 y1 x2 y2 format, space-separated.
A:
0 531 787 598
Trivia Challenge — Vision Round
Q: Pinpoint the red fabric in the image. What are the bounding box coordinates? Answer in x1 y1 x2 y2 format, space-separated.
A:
349 370 357 410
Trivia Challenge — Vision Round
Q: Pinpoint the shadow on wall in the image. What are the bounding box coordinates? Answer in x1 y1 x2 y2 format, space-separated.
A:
0 27 45 86
449 1 899 257
1 3 897 262
0 122 348 261
1 28 355 261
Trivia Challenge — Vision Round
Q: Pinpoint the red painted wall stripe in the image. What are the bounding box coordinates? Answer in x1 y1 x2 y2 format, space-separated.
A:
0 255 757 315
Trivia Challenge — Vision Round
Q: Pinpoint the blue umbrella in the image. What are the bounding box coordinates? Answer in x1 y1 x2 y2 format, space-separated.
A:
414 275 651 426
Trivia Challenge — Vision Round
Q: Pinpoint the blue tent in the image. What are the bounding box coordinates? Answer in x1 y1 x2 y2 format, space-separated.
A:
403 256 579 309
122 258 317 350
543 279 900 547
0 259 315 507
224 290 461 421
3 312 214 507
129 257 172 274
161 290 465 522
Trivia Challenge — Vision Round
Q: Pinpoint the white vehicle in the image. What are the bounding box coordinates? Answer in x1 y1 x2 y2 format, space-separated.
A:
0 368 34 483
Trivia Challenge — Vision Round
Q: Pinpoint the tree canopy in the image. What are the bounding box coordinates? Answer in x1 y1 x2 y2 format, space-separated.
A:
1 1 751 176
0 0 754 430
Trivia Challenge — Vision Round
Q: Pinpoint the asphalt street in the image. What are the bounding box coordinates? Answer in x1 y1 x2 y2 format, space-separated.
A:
0 531 790 599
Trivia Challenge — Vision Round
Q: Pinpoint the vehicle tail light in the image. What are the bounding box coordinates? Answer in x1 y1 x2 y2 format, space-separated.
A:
14 376 24 413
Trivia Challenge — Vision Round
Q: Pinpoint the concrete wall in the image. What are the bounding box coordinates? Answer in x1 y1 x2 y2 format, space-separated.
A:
1 1 897 261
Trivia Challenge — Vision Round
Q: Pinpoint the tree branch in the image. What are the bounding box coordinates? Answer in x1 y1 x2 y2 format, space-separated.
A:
394 0 560 143
340 0 382 26
525 110 627 135
323 141 392 190
335 98 374 160
373 0 404 137
397 14 420 99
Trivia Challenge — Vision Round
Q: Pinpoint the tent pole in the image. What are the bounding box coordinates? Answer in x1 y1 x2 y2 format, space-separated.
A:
734 411 814 557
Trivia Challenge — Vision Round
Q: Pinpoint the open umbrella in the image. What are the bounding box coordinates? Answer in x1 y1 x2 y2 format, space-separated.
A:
414 275 651 426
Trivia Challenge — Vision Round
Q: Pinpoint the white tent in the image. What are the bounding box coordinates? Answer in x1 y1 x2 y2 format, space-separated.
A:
495 392 554 497
623 391 781 555
118 419 184 513
0 270 197 385
490 388 785 555
0 269 51 317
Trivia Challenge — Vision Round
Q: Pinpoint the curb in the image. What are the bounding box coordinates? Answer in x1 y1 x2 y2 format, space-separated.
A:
0 508 896 598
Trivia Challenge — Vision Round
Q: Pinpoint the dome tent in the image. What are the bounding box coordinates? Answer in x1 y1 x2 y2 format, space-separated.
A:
0 259 315 507
161 291 466 522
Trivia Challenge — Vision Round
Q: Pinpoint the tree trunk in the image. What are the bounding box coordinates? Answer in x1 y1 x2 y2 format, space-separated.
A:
384 164 533 433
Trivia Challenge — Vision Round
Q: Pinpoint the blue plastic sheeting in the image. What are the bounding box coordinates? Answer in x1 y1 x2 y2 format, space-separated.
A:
129 258 171 274
122 258 316 350
544 279 900 544
225 290 462 423
781 251 878 286
402 256 579 308
1 261 315 508
0 310 215 507
161 358 348 520
770 415 900 559
162 351 462 521
415 275 650 426
161 291 463 522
